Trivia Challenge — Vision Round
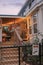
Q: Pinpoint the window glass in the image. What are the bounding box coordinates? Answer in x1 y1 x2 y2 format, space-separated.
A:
32 0 34 2
29 26 32 34
29 19 31 25
33 13 38 23
33 24 37 33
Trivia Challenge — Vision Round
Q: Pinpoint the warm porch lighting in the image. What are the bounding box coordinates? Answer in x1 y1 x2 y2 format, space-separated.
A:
2 18 26 26
2 21 14 26
15 18 25 23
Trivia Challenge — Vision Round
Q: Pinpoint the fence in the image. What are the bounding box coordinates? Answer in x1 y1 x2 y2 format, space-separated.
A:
0 44 43 65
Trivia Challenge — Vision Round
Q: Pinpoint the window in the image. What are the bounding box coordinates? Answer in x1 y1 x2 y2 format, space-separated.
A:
29 2 31 8
33 24 37 33
29 19 31 25
32 13 38 33
33 13 38 23
32 0 34 2
33 16 37 23
29 0 34 8
29 0 32 8
29 26 32 34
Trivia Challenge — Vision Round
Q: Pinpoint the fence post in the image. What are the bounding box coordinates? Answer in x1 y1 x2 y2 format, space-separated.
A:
39 43 41 65
18 47 20 65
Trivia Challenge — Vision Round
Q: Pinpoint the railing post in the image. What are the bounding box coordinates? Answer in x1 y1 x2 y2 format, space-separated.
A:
18 46 20 65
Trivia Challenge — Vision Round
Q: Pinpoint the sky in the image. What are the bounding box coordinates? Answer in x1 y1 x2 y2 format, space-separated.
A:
0 0 27 15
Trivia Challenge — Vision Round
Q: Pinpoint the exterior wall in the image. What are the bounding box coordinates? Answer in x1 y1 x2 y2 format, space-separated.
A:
27 5 43 43
37 6 43 42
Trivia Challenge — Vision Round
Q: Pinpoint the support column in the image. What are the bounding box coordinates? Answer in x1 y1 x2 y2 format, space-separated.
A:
37 6 43 42
0 18 2 43
26 18 29 40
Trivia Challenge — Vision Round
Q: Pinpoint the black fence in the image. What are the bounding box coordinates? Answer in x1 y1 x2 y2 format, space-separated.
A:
0 44 43 65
